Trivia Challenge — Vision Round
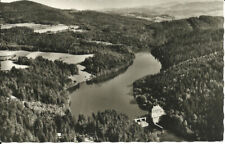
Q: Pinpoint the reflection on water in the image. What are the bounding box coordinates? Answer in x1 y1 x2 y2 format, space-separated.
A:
70 52 161 119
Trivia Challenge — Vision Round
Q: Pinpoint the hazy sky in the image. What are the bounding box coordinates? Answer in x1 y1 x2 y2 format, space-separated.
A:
1 0 222 10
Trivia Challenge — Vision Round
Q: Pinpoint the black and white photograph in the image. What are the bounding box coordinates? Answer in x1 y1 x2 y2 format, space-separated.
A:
0 0 224 142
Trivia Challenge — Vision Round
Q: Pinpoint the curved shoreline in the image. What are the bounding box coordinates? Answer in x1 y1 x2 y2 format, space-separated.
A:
69 52 161 119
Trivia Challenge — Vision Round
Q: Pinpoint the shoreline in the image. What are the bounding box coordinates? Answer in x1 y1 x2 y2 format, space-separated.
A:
66 58 135 113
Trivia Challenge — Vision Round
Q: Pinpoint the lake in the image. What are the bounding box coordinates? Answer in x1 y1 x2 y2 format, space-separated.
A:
70 52 161 119
69 52 186 141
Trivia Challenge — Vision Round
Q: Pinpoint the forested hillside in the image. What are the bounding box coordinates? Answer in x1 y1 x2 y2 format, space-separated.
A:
1 8 223 79
0 57 77 105
1 97 154 142
1 0 145 80
0 1 153 142
0 57 76 141
0 0 74 24
152 28 223 69
133 16 224 141
0 97 75 142
146 16 223 46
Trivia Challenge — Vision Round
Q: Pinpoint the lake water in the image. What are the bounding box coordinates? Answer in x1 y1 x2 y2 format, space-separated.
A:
70 52 161 119
69 52 186 141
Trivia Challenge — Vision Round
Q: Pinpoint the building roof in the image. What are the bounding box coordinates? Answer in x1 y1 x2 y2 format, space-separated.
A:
134 117 149 128
151 105 165 124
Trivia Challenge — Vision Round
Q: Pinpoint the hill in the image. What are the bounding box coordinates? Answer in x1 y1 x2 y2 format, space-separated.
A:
134 51 223 141
133 15 224 141
1 1 223 50
0 0 74 24
1 1 223 83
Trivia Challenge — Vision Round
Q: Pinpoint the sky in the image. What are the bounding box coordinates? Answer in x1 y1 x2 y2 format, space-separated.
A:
1 0 222 10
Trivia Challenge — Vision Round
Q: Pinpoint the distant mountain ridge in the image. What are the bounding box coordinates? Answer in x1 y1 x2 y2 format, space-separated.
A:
0 0 223 24
103 1 223 20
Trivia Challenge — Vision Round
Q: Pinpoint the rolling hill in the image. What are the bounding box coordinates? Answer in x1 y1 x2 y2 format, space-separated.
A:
0 0 74 24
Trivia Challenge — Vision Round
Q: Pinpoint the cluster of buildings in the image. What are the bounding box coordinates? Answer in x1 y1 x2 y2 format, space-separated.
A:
134 105 165 130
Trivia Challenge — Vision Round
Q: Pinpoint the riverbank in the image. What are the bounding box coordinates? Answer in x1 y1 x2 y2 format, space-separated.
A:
67 61 133 93
87 59 133 84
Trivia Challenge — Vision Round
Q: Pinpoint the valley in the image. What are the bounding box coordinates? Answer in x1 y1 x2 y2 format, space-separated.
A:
0 0 223 142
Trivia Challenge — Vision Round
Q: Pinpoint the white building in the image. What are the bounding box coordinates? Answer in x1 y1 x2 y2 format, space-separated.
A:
134 117 149 128
57 133 62 138
151 105 165 129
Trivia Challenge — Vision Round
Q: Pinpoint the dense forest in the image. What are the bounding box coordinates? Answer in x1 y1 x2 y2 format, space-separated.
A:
1 98 158 142
0 57 155 142
0 57 77 105
134 52 223 140
0 0 224 142
74 110 158 142
0 57 75 141
151 28 223 69
1 27 137 80
0 97 76 142
133 16 224 141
